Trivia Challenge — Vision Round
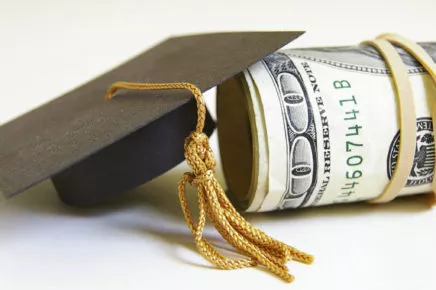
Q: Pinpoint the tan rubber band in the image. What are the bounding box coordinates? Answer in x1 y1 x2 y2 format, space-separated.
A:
378 33 436 81
101 35 434 283
377 34 436 197
362 38 417 203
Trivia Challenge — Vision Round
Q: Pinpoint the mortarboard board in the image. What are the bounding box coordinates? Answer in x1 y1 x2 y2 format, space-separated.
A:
0 31 304 207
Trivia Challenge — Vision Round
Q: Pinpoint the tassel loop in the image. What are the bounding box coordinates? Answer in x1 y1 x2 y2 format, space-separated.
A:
106 81 313 283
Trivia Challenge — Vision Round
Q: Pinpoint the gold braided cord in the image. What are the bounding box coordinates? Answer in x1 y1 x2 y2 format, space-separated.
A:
106 81 314 283
106 82 207 133
104 33 436 282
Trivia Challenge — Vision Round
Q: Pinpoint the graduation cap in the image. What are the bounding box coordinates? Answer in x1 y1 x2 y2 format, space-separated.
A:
0 31 303 207
0 31 318 283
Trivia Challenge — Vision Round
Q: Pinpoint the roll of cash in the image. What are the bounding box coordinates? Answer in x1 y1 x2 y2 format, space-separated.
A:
217 42 436 212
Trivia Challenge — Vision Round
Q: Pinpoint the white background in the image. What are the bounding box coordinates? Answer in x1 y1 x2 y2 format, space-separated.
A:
1 0 436 289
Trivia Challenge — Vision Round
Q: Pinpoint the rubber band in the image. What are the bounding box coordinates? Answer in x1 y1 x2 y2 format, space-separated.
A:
377 34 436 199
362 38 417 203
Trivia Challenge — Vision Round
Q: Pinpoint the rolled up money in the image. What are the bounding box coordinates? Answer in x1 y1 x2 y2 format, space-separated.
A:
217 42 436 212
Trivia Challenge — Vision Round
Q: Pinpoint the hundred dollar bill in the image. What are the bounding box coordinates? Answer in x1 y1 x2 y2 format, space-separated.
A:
217 43 436 212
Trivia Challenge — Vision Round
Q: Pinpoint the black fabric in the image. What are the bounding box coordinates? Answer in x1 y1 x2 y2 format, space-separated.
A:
0 31 303 206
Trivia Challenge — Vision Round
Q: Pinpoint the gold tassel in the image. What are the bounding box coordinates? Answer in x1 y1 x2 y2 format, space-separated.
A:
106 81 313 283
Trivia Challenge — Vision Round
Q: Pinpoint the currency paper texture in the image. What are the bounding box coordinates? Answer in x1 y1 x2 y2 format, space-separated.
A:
219 43 436 212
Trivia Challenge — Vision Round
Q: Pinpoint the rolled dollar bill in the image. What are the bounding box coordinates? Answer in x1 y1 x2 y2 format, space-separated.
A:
217 42 436 212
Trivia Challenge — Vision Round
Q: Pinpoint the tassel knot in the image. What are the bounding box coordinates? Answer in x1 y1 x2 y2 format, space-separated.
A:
105 81 313 283
184 131 216 177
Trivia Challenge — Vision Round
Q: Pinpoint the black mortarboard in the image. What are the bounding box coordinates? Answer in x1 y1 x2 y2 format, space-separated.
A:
0 31 303 207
